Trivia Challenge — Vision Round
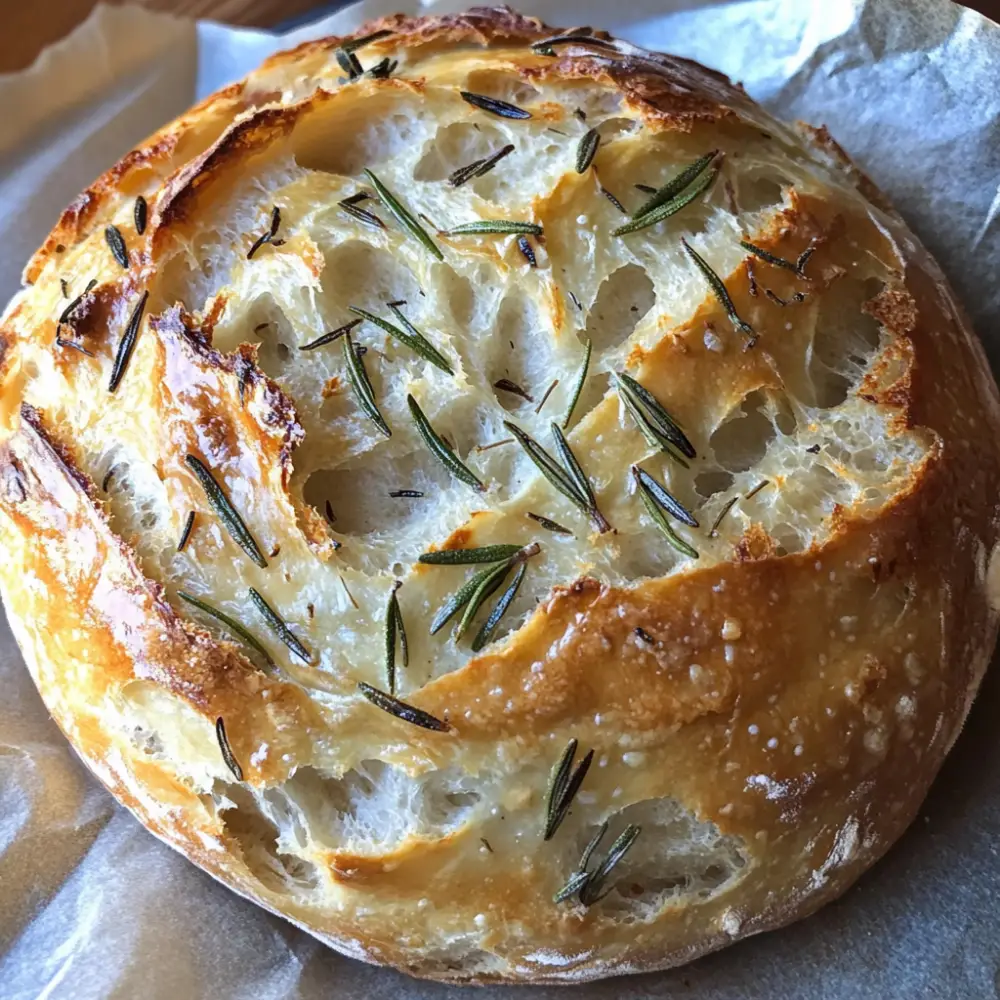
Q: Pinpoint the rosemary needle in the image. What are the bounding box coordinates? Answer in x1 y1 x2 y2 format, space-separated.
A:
364 169 443 260
357 681 451 731
471 562 527 651
407 394 485 492
562 339 591 429
343 332 391 437
215 717 243 781
575 128 600 173
249 588 312 663
633 466 699 560
349 304 454 375
445 220 543 236
419 544 523 565
178 591 276 673
631 150 718 219
682 238 756 346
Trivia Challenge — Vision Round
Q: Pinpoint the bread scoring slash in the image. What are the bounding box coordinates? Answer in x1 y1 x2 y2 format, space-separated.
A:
1 6 998 984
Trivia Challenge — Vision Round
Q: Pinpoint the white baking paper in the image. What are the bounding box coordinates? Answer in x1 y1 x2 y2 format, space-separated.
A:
2 2 1000 997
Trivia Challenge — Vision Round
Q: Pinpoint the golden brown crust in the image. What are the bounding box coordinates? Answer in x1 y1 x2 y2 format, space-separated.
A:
1 5 998 985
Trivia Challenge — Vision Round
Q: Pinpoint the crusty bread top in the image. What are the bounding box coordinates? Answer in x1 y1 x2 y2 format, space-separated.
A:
1 6 999 984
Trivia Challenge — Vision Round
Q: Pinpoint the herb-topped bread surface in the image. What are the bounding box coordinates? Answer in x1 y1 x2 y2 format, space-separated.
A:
2 6 999 984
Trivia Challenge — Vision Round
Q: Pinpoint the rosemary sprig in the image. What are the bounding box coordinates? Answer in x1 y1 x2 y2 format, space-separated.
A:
460 91 532 119
505 421 610 533
444 220 543 236
471 562 526 652
105 225 129 268
419 544 523 565
108 290 148 393
215 717 243 780
578 825 642 905
407 394 485 492
527 511 573 535
343 332 391 437
633 466 699 559
740 239 800 274
342 28 393 52
299 318 362 351
544 738 595 840
576 127 600 173
553 822 608 903
178 591 276 672
494 378 533 402
339 200 386 230
357 681 450 732
247 206 281 259
562 339 591 429
517 236 537 267
631 150 718 219
385 581 406 695
612 166 718 237
364 169 443 260
612 372 694 464
682 239 756 347
633 466 698 526
177 510 195 551
249 587 312 663
134 196 147 235
450 143 515 187
453 559 514 642
349 304 454 375
184 454 268 568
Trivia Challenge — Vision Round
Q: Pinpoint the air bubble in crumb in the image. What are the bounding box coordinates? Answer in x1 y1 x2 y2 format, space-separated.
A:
721 619 742 640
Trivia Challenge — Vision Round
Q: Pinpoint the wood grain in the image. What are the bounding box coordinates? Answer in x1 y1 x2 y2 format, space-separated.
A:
2 0 999 74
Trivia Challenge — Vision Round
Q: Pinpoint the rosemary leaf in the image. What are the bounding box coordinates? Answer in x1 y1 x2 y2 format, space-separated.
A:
600 185 628 214
450 143 515 187
134 196 147 235
395 591 408 667
177 510 196 551
575 127 600 173
215 717 244 780
247 206 281 259
385 581 402 694
740 239 799 273
339 201 386 230
494 378 533 402
562 338 591 429
544 739 595 840
551 423 610 533
343 332 391 437
357 681 451 731
185 454 268 568
613 166 718 236
634 466 699 560
460 91 532 119
471 562 527 652
249 587 312 663
449 157 486 187
682 238 756 346
634 466 699 527
178 591 276 672
367 57 397 79
407 394 485 492
342 28 393 53
419 544 523 565
553 821 608 903
299 318 362 351
389 489 424 498
55 335 94 357
105 225 129 269
445 220 543 236
58 278 97 325
709 495 739 537
631 150 718 219
527 511 573 535
796 245 816 276
108 290 148 393
535 379 559 415
579 825 642 905
517 235 537 267
430 563 502 635
364 169 443 260
60 278 69 298
349 304 453 375
335 47 364 79
614 371 695 459
453 560 513 642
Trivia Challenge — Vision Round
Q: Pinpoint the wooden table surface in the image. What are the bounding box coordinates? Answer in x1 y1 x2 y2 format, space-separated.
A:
2 0 999 74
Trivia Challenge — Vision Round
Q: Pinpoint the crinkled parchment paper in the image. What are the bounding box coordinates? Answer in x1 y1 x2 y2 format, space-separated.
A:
1 2 999 997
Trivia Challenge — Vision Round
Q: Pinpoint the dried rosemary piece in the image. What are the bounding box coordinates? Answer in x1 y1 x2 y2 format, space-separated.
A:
247 206 281 259
544 738 595 840
335 47 364 79
178 591 276 673
682 239 756 347
553 821 609 903
505 421 610 533
215 717 243 781
517 236 537 267
575 127 600 173
299 318 362 351
184 454 268 568
494 378 533 402
709 495 739 537
578 825 642 905
419 544 523 565
60 278 69 298
342 28 393 52
460 91 532 119
108 290 148 393
634 626 657 645
55 335 94 357
740 239 800 274
633 466 698 526
527 511 573 535
535 379 559 415
633 466 699 560
745 479 770 500
367 57 397 79
249 587 312 663
631 150 718 219
177 510 196 551
58 278 97 325
364 169 443 260
134 196 147 235
600 184 628 214
105 225 129 268
389 489 424 498
357 681 451 732
385 581 406 695
407 394 485 492
102 467 116 492
613 372 695 461
471 562 527 652
612 166 718 237
445 220 543 236
339 200 386 230
450 143 515 187
350 304 454 375
343 332 391 437
562 339 591 429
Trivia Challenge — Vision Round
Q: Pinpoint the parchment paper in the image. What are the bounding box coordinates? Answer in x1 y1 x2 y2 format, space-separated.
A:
1 2 999 998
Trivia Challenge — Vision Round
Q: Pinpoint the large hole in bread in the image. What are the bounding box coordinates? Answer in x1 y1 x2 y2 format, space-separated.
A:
320 240 422 316
414 121 510 184
709 390 779 473
487 293 555 414
584 263 656 355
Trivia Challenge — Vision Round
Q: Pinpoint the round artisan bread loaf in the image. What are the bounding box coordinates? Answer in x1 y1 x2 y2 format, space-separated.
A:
1 6 999 984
